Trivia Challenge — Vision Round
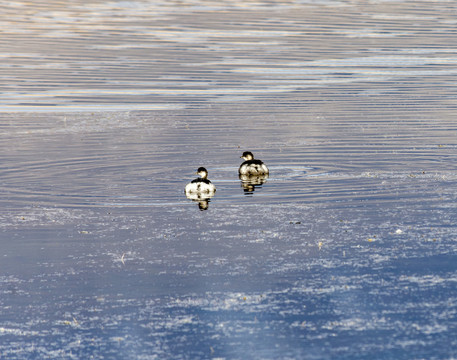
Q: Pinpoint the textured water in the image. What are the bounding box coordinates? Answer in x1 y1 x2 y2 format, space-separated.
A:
1 1 457 359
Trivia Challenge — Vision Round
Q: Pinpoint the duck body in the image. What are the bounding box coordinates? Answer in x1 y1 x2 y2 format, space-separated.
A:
238 151 269 176
185 177 216 194
185 167 216 195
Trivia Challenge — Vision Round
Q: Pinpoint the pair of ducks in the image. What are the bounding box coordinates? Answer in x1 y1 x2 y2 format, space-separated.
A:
185 151 269 195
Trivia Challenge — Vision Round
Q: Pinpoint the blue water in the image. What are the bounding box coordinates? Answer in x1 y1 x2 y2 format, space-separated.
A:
1 1 457 359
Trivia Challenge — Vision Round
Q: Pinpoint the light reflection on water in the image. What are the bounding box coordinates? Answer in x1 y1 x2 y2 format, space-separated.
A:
3 110 453 209
1 1 457 111
1 0 457 359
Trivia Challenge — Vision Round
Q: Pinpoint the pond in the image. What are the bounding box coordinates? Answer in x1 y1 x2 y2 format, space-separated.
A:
1 1 457 359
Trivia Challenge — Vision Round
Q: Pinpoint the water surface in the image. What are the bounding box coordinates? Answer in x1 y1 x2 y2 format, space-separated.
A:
1 1 457 359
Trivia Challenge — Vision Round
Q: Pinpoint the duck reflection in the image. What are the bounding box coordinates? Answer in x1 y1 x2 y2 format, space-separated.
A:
185 192 213 210
239 173 269 195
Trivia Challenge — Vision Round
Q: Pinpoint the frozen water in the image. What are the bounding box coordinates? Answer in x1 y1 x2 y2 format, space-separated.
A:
1 0 457 359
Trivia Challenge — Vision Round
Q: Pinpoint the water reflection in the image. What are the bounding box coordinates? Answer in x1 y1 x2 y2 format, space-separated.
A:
239 174 269 195
185 192 214 210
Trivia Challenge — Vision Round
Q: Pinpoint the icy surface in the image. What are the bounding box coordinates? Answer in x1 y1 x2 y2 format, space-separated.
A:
1 0 457 359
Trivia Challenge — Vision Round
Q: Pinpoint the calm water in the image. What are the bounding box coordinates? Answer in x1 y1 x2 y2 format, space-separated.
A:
1 1 457 359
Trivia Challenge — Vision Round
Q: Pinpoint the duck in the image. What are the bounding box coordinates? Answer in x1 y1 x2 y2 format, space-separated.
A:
238 151 269 176
185 167 216 195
